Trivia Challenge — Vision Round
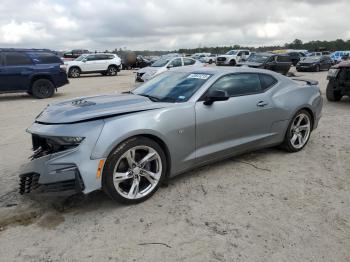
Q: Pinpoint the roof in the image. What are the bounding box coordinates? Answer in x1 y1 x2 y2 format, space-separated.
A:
171 65 282 76
0 48 53 52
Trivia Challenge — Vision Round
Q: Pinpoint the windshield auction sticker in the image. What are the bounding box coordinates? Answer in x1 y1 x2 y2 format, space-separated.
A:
187 74 211 80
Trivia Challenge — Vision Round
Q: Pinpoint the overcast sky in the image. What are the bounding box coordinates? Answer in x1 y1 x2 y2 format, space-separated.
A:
0 0 349 51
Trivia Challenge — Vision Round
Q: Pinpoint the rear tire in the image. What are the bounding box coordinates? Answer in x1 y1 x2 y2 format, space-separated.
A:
103 137 166 204
107 65 118 76
326 82 342 101
209 59 213 64
31 79 55 99
281 110 312 152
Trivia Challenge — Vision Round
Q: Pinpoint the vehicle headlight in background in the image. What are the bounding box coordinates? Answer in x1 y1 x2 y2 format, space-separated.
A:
60 64 67 71
327 68 339 79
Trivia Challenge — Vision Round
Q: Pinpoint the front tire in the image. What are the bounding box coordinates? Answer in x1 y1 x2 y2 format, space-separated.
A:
281 110 312 152
31 79 55 99
229 59 236 66
103 137 166 204
68 67 80 78
326 82 342 101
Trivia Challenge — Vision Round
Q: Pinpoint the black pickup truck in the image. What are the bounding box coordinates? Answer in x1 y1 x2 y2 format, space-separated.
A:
236 53 292 75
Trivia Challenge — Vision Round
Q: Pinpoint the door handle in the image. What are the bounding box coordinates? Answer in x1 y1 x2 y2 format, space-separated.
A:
257 101 268 107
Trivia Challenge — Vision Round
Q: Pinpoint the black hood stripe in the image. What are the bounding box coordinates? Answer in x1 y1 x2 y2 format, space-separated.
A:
35 108 163 125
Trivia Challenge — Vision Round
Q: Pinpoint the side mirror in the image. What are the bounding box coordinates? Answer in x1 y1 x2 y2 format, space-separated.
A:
204 90 229 105
82 58 87 63
167 64 174 69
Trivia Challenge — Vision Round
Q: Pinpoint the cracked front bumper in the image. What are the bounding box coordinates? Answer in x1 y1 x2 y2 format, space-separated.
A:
19 120 106 196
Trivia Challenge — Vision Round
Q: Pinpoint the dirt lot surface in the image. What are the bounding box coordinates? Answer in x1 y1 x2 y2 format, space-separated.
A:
0 68 349 262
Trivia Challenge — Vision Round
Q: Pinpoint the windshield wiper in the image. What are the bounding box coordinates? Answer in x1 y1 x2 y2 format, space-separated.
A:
138 94 161 102
122 91 134 94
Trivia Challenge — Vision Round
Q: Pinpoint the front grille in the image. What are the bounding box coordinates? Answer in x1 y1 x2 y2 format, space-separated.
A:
19 172 84 195
217 57 227 62
30 135 78 160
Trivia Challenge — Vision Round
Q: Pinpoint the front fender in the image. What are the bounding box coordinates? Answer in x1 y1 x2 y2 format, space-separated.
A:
91 104 196 176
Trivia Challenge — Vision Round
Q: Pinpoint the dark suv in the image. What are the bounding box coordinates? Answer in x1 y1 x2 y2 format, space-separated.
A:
326 61 350 101
0 49 68 98
236 53 292 75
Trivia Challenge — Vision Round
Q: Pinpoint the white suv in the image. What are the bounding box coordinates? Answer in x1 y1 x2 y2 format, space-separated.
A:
216 49 251 66
65 53 121 78
136 57 202 82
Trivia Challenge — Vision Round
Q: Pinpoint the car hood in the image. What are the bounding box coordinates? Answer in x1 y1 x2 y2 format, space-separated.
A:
35 94 171 124
237 61 263 67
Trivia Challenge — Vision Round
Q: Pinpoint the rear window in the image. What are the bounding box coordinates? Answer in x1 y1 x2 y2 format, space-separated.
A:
276 55 291 62
32 52 62 64
259 74 277 90
4 52 33 66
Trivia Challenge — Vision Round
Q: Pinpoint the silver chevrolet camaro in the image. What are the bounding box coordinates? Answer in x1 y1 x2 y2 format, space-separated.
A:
19 67 323 204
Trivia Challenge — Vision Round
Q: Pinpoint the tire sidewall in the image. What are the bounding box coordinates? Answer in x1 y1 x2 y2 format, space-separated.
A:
31 79 55 99
103 136 167 204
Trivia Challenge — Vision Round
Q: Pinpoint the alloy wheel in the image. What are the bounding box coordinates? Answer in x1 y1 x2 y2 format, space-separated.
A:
112 146 162 200
108 67 117 75
290 113 311 149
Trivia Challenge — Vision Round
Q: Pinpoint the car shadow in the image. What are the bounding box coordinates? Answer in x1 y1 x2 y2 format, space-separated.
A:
0 92 66 102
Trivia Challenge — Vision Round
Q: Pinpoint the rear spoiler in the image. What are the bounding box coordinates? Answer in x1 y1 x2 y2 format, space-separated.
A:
291 78 319 85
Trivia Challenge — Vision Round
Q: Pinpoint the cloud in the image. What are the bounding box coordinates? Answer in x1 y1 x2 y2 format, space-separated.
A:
0 0 348 50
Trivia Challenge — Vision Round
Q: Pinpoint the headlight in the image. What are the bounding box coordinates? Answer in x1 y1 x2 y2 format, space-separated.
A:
49 136 85 146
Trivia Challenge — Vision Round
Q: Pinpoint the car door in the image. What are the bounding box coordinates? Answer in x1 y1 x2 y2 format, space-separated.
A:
82 54 99 72
168 58 182 68
94 54 110 71
183 58 196 67
275 55 291 74
0 51 33 91
195 73 279 164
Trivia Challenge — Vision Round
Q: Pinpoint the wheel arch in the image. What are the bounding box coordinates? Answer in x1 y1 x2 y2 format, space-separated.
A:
30 74 54 90
102 133 172 180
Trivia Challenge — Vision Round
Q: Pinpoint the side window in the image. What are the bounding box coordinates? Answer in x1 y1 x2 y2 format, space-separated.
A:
5 52 32 66
32 52 62 64
237 52 243 57
276 56 291 62
169 58 182 67
259 74 277 90
245 51 250 55
209 73 262 97
183 58 195 66
86 55 97 61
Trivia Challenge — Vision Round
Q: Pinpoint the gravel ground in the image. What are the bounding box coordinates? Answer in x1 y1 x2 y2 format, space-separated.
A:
0 68 349 262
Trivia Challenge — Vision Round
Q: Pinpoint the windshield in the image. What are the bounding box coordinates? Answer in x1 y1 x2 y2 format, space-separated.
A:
247 54 270 63
74 55 88 61
133 72 212 103
151 59 170 67
226 50 238 55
